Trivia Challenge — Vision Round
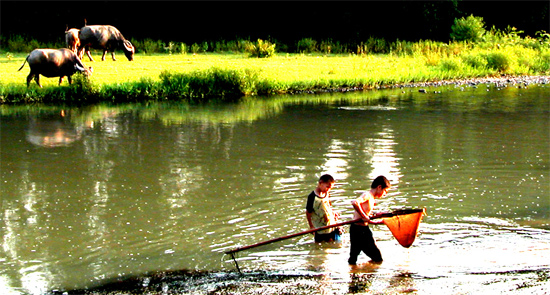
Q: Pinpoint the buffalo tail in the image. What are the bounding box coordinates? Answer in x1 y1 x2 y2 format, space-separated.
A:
17 55 29 71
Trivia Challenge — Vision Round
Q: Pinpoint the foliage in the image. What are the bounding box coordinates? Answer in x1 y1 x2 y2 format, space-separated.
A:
2 23 549 104
461 54 488 69
485 52 512 72
131 38 164 54
245 39 276 58
0 35 63 53
159 68 260 102
450 15 486 42
357 37 389 55
296 38 317 53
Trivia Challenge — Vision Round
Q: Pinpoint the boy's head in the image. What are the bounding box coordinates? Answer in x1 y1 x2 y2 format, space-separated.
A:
319 174 335 184
317 174 335 193
371 175 391 198
371 175 390 189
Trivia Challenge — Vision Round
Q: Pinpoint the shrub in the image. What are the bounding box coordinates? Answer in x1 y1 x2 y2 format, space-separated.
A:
450 15 486 42
485 52 511 72
1 35 60 53
134 38 165 54
159 68 261 102
191 43 201 54
462 54 487 69
179 43 187 54
439 57 462 72
245 39 276 58
533 51 550 72
296 38 317 53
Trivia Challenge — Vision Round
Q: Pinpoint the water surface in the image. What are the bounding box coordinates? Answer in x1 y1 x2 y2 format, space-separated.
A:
1 83 549 294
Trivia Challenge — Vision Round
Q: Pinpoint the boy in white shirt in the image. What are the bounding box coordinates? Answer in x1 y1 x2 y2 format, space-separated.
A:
348 175 391 264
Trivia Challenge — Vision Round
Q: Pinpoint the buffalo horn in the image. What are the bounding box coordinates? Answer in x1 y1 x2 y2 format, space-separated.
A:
123 40 133 51
74 64 86 72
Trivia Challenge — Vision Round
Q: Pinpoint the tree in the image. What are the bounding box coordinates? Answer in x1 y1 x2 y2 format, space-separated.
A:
450 15 486 42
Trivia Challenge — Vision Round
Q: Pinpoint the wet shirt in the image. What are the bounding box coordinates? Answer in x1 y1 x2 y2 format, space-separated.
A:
306 191 336 234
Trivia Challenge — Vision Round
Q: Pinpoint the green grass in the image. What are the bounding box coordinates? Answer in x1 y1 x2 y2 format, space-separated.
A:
1 42 549 104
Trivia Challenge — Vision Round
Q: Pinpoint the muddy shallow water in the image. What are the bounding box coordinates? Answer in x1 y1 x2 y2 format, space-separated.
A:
1 78 549 294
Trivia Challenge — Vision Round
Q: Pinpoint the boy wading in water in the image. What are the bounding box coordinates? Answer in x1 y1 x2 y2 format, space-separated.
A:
348 175 391 265
305 174 342 243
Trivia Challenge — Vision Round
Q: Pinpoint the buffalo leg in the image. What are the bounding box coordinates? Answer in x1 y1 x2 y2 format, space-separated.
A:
26 74 33 88
101 50 107 61
59 76 64 85
111 51 116 61
77 47 85 60
33 74 42 88
85 47 95 62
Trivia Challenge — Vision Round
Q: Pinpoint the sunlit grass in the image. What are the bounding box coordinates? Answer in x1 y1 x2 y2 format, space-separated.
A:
1 43 549 104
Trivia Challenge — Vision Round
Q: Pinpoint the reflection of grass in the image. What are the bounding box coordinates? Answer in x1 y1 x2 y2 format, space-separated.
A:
1 45 549 104
0 91 398 125
1 83 546 126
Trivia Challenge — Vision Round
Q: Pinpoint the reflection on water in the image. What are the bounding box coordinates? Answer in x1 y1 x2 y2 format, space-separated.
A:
0 84 549 294
26 110 84 147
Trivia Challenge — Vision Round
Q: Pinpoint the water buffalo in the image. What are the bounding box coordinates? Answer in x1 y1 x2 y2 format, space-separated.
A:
65 28 80 54
18 48 93 88
78 25 135 61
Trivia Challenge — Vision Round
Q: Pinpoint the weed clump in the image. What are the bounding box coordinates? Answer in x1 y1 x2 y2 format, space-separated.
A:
485 52 512 72
245 39 276 58
159 68 261 102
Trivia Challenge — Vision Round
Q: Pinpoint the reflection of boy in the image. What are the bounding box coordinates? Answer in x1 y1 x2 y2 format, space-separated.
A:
305 174 341 243
348 175 390 265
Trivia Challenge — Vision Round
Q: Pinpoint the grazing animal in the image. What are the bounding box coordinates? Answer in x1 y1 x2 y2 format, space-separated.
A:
18 48 93 88
78 25 135 61
65 28 81 54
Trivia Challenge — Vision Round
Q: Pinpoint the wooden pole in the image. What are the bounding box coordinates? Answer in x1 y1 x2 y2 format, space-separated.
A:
224 209 425 272
224 210 420 255
225 218 361 255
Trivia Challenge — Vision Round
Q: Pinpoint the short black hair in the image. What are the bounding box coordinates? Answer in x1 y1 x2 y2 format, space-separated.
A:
371 175 390 189
319 174 335 183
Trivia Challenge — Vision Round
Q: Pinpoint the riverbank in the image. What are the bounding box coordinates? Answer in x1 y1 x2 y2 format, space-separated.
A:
1 45 549 105
286 74 550 95
47 267 550 295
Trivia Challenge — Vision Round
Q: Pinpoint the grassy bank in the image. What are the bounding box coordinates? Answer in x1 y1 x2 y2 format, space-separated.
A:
2 39 550 104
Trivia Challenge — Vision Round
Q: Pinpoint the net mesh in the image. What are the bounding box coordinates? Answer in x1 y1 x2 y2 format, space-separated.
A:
382 208 426 248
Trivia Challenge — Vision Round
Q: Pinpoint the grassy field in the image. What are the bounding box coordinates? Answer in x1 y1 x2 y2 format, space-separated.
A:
1 43 549 104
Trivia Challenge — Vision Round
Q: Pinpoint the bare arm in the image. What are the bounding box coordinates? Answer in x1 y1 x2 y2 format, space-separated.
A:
352 199 371 222
305 210 314 229
305 210 316 235
352 195 384 225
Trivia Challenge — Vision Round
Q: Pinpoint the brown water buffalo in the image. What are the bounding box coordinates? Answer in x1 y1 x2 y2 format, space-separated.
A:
65 28 80 54
78 25 135 61
18 48 93 88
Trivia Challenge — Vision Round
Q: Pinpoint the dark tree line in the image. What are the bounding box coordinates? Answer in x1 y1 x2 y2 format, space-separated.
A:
2 1 549 45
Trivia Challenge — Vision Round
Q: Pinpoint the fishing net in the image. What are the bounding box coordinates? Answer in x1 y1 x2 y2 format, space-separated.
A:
381 208 426 248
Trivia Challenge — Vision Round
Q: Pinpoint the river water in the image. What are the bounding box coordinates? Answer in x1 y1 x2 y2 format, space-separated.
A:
1 82 549 294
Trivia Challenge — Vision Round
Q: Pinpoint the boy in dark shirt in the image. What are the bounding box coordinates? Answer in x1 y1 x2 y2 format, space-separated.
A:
305 174 341 243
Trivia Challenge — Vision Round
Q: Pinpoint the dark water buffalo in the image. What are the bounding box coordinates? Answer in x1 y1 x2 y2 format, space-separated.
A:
78 25 135 61
65 28 80 54
18 48 93 88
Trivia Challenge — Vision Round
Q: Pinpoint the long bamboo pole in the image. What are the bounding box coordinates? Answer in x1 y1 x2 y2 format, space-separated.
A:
224 210 418 255
224 209 425 272
225 218 362 255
